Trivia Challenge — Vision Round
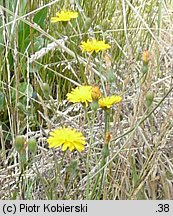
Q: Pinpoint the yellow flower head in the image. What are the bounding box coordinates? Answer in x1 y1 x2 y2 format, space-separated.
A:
98 95 122 109
67 85 92 106
47 127 86 152
80 39 111 53
51 10 78 22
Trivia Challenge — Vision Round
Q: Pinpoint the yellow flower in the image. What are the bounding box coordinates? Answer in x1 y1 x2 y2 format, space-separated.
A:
80 39 111 53
51 10 78 22
47 127 86 152
67 85 92 106
98 95 122 109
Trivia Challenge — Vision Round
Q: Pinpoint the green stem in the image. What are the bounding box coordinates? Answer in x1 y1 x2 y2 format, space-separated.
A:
83 105 90 125
90 109 110 199
51 150 66 199
104 109 110 134
90 172 100 199
86 110 96 199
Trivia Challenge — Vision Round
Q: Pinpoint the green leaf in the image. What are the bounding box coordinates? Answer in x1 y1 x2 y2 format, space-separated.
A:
19 82 33 99
18 22 30 52
131 157 139 186
11 82 33 102
33 7 48 29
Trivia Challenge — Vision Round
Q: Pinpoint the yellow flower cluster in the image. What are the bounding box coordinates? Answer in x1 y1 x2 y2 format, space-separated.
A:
48 13 121 153
47 85 122 152
66 85 122 109
50 12 110 53
51 10 78 22
80 39 111 53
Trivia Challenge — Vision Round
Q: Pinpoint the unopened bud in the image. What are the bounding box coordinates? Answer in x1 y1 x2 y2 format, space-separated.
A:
28 137 37 154
84 17 92 31
42 82 50 98
102 19 109 32
105 132 111 144
14 135 25 154
146 90 154 107
142 50 150 64
91 86 102 101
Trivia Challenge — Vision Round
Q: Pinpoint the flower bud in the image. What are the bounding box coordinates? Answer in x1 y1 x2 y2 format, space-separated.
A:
146 90 154 107
84 17 92 31
42 82 50 98
14 135 25 154
142 50 150 64
28 137 37 154
91 86 102 101
105 132 111 144
102 19 110 32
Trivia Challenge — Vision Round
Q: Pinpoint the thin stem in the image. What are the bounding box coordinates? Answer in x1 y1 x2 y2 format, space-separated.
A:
98 109 110 198
86 110 96 199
